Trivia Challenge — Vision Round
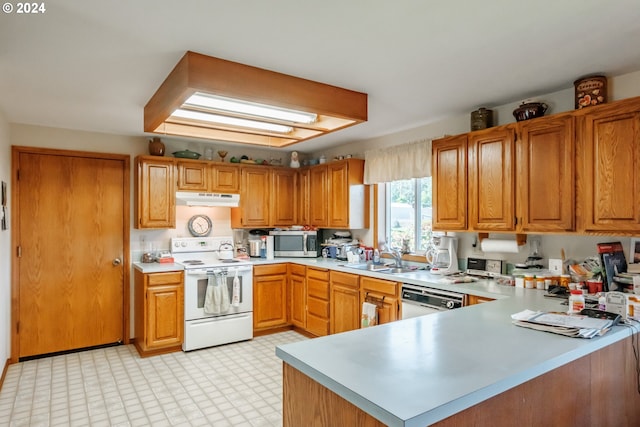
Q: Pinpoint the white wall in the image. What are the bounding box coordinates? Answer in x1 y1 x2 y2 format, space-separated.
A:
0 109 11 367
315 69 640 267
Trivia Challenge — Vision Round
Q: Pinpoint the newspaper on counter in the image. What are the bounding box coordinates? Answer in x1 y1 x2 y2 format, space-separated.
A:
511 309 615 338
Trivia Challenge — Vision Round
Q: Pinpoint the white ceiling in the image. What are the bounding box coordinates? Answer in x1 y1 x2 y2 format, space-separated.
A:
2 0 640 153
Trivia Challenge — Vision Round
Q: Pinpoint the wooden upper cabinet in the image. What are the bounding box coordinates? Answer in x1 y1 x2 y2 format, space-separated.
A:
135 156 175 229
176 160 208 191
298 168 310 225
271 168 298 226
468 126 516 231
517 115 575 232
577 97 640 232
232 166 271 228
327 159 367 229
432 134 468 231
309 165 328 227
210 164 239 193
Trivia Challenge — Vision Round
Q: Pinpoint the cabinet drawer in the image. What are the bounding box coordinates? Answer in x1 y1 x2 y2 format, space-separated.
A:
360 277 398 296
307 278 329 299
330 271 359 287
147 271 183 286
289 263 306 276
254 264 287 276
307 297 329 318
306 314 329 336
307 267 329 281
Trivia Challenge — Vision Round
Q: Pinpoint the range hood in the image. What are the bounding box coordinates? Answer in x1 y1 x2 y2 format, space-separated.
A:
175 191 240 207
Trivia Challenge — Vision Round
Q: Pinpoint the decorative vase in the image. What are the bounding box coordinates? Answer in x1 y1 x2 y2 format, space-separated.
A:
148 137 165 156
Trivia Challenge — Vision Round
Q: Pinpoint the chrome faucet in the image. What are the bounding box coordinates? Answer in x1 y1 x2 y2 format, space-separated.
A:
380 244 403 268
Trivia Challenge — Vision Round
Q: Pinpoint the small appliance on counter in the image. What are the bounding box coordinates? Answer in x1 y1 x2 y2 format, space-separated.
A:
324 231 359 261
270 229 320 258
430 235 459 275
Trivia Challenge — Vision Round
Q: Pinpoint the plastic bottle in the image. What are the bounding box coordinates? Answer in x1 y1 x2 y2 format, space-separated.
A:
568 289 585 314
260 237 267 258
598 294 607 311
373 249 380 264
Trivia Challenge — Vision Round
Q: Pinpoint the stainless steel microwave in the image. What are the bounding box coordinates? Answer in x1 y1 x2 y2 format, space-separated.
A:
270 230 320 258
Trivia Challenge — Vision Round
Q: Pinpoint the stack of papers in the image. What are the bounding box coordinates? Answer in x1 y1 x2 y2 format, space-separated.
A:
511 309 615 338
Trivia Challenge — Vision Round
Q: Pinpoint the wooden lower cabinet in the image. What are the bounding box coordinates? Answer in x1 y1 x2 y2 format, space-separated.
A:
330 271 360 334
306 267 330 336
253 264 288 332
134 270 184 357
359 276 400 324
289 264 306 328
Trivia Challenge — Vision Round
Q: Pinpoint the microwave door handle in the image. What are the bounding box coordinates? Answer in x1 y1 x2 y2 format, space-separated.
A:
303 233 308 255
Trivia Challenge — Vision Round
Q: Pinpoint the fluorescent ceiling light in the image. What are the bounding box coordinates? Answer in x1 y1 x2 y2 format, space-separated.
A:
172 109 294 133
144 51 368 148
185 93 317 124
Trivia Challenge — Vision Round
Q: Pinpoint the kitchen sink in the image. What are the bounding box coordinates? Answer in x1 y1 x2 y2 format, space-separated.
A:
339 264 416 274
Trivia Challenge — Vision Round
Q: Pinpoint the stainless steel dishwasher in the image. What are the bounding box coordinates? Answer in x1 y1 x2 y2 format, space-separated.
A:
401 283 465 319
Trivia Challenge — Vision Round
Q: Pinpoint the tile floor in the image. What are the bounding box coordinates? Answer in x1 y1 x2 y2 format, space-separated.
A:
0 330 307 427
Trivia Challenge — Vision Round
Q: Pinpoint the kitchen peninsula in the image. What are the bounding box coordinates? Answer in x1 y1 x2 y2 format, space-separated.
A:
275 266 640 427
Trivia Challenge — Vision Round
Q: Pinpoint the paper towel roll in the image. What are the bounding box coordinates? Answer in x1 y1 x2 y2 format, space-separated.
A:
266 236 275 260
480 239 519 253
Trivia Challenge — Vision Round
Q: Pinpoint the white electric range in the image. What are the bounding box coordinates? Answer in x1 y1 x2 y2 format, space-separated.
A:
171 237 253 351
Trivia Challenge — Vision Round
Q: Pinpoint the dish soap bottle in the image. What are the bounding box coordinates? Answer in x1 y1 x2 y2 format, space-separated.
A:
260 236 267 258
373 249 380 265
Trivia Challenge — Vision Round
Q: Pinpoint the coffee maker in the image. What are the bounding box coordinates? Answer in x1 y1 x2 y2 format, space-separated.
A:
430 235 459 275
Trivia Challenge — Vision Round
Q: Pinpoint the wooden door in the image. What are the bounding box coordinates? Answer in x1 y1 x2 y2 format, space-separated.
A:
330 271 360 334
432 135 468 231
253 265 288 330
135 156 175 228
271 168 298 226
289 264 306 328
577 98 640 232
517 115 575 232
13 149 129 359
210 164 239 193
176 160 208 191
232 166 270 227
328 162 349 228
309 165 328 227
468 126 516 231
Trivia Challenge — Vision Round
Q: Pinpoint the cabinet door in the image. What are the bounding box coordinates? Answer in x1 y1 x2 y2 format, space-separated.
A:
253 273 288 330
360 276 400 325
135 157 175 229
176 160 208 191
432 135 468 231
272 168 298 226
330 271 360 334
290 270 306 328
233 167 271 227
309 165 328 227
578 99 640 232
468 127 516 231
517 116 575 232
298 168 310 225
146 283 183 349
211 164 239 193
328 162 349 228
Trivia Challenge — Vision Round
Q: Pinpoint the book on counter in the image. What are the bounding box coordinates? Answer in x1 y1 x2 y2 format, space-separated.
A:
597 242 627 292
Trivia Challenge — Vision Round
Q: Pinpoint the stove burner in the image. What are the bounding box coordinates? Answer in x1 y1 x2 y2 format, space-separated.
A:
182 260 205 265
221 259 240 263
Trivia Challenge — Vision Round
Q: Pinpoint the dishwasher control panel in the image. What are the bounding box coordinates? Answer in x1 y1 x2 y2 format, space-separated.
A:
401 284 464 310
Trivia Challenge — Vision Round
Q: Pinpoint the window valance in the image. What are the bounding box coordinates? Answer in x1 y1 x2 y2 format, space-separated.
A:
363 138 432 184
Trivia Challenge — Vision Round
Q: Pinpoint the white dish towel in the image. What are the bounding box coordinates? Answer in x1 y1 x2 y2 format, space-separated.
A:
231 269 240 307
204 272 231 314
361 302 378 328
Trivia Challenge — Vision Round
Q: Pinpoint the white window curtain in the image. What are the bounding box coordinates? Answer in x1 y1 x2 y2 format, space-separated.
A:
363 138 432 184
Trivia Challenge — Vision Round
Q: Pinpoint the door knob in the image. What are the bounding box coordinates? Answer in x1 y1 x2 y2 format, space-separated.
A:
113 258 122 266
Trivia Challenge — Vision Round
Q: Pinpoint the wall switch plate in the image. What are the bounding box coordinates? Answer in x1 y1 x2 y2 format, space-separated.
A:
548 258 563 274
